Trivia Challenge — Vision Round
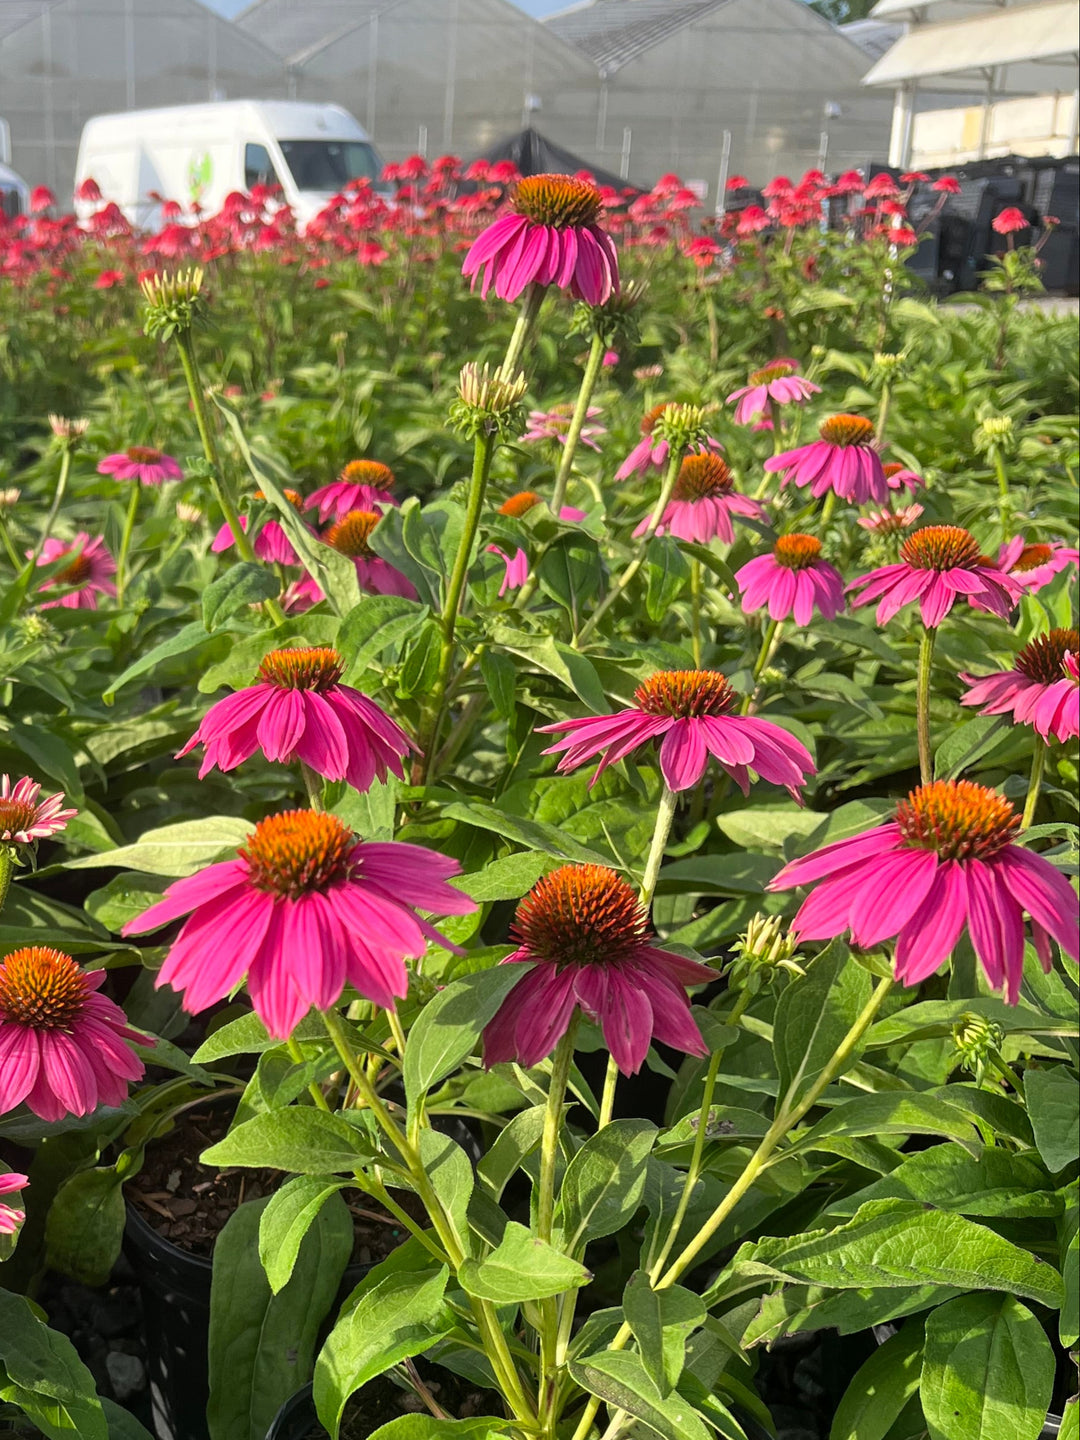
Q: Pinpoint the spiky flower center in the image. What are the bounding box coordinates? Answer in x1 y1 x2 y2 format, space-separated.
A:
254 488 303 511
0 947 89 1030
640 403 669 437
341 460 394 491
774 533 822 570
499 491 542 518
635 669 737 718
513 174 602 229
1012 543 1053 573
896 780 1019 861
257 646 344 691
882 463 905 479
514 864 647 969
1016 629 1079 685
126 446 163 463
325 510 379 556
241 810 356 899
674 453 733 501
0 797 41 836
749 362 796 384
819 414 875 448
56 551 93 586
900 525 982 572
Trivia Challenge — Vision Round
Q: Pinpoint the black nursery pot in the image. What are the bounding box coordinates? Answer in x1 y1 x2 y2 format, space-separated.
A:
265 1384 320 1440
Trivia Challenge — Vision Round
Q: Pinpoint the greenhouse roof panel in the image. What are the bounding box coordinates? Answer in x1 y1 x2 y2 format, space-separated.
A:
0 0 60 43
235 0 400 64
864 0 1080 83
546 0 730 75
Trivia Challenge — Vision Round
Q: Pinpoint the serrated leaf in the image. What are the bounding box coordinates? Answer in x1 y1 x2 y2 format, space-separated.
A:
555 1118 657 1254
459 1221 590 1302
258 1176 348 1293
773 940 871 1107
200 1108 374 1174
202 563 280 631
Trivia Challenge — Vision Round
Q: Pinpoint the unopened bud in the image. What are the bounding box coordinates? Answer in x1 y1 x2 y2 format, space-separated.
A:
48 415 90 448
175 501 204 524
872 351 903 377
141 267 207 342
952 1013 1004 1087
653 402 709 454
974 413 1016 457
0 487 20 513
451 363 528 439
730 913 804 991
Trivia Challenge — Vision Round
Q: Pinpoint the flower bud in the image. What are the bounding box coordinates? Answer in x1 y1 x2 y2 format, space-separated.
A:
730 912 804 991
952 1012 1004 1087
450 363 528 439
0 487 20 513
140 267 207 342
652 402 710 454
47 416 90 449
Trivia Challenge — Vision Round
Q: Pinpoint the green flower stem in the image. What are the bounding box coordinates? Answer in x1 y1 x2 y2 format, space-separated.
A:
575 446 683 648
917 625 937 787
27 444 72 576
538 1017 579 1246
566 975 894 1440
0 516 22 573
550 331 606 517
993 450 1013 543
876 381 892 445
114 483 141 606
320 1006 537 1428
1022 738 1046 829
300 761 324 812
639 784 678 912
690 558 703 667
819 488 838 532
0 849 14 916
741 619 784 715
499 281 546 380
285 1035 332 1113
647 987 753 1282
597 1059 619 1132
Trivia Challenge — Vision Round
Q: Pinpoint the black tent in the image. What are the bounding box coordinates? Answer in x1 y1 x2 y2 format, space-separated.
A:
471 127 642 194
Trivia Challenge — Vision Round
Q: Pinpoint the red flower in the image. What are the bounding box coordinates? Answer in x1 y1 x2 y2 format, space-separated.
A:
932 176 961 194
992 207 1028 235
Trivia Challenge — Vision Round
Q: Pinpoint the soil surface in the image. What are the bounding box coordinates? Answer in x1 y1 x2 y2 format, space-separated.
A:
125 1101 426 1261
292 1366 500 1440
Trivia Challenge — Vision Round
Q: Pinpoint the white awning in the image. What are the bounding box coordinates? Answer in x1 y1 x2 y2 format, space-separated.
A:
863 0 1080 86
871 0 1039 19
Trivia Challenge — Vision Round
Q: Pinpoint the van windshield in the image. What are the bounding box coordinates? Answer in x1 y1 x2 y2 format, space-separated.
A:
277 140 380 192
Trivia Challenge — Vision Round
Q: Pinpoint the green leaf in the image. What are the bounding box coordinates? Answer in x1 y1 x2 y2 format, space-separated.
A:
397 619 443 698
1024 1067 1079 1172
440 800 609 865
1059 1181 1079 1348
773 940 871 1108
829 1321 923 1440
337 594 429 680
707 1200 1064 1310
866 997 1073 1047
828 1142 1056 1220
921 1294 1055 1440
623 1270 706 1395
792 1093 981 1159
488 625 607 711
479 648 516 721
367 1418 512 1440
64 816 251 877
314 1262 453 1439
198 616 341 693
555 1118 657 1253
103 620 226 702
477 1105 546 1199
415 1129 474 1257
101 1397 156 1440
645 537 690 622
459 1221 590 1302
259 1175 348 1293
403 965 533 1106
568 1349 711 1440
200 1108 374 1174
208 1193 352 1440
538 533 603 617
454 851 551 902
934 714 1010 780
202 563 280 631
0 1290 108 1440
84 873 171 933
45 1167 125 1286
715 804 825 853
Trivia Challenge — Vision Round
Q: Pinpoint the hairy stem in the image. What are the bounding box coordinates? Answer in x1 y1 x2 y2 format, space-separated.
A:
538 1018 578 1245
916 625 937 787
27 445 72 576
115 484 141 606
551 332 606 516
1022 738 1046 829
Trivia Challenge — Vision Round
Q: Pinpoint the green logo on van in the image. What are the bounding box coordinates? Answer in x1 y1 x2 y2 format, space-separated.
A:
188 152 213 200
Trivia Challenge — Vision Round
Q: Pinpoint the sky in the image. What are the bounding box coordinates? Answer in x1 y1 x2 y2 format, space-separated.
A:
204 0 565 13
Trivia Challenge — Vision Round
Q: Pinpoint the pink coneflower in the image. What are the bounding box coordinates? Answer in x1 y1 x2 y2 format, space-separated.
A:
305 461 399 523
97 446 183 486
997 536 1080 592
833 170 865 195
540 669 815 797
765 414 889 504
769 779 1079 1003
0 1173 27 1234
94 270 125 290
123 810 476 1038
0 947 148 1122
212 489 309 565
857 504 924 535
737 206 770 236
177 646 414 790
882 462 923 494
864 173 900 199
462 173 619 306
992 207 1028 235
848 525 1023 628
961 629 1079 744
523 403 605 450
282 574 324 614
932 176 961 194
735 534 845 624
482 865 713 1074
0 776 76 844
726 360 820 425
633 453 765 545
323 511 417 599
487 491 586 596
616 404 715 482
36 533 116 610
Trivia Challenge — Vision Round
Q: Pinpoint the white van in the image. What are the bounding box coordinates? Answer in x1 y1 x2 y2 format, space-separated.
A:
0 161 28 221
74 100 383 232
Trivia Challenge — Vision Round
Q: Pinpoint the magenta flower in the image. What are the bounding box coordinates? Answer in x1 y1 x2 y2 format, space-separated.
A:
727 360 820 425
462 173 619 306
36 533 116 610
322 510 418 599
882 462 923 494
848 525 1023 629
540 669 815 797
97 446 183 486
0 1173 27 1234
212 489 310 566
483 864 713 1075
487 491 586 596
769 779 1079 1004
0 776 76 844
487 545 531 597
523 403 605 451
735 534 845 624
992 206 1029 235
857 503 924 536
177 646 414 790
306 461 399 523
0 947 148 1122
997 536 1080 593
123 810 476 1038
961 628 1078 744
615 403 722 483
764 414 889 504
634 453 766 545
